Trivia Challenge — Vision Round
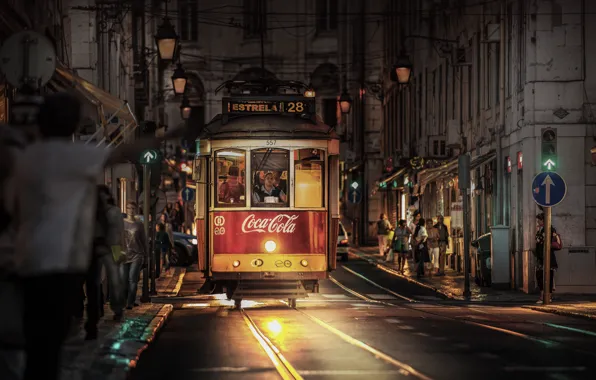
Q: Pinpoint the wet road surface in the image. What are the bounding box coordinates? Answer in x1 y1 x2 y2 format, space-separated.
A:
133 258 596 380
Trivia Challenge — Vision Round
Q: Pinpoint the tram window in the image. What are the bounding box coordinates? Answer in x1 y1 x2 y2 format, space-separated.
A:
251 148 289 207
215 149 246 207
294 149 324 208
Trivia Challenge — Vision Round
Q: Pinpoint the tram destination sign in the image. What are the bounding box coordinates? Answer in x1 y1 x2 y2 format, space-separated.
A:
222 96 315 117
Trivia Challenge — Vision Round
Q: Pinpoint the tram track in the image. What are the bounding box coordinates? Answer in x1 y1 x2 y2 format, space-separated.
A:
334 264 596 357
241 308 304 380
242 302 434 380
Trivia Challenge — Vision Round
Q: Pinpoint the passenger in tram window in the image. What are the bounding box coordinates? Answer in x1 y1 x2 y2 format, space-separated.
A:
219 166 245 204
252 171 287 204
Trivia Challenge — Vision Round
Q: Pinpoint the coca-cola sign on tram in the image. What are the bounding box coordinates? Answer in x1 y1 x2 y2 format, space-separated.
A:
212 211 327 254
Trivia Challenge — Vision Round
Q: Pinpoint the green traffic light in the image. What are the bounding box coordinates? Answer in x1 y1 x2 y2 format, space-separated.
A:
543 159 556 170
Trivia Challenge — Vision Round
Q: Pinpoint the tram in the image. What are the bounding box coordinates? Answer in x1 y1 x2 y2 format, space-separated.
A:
193 79 340 307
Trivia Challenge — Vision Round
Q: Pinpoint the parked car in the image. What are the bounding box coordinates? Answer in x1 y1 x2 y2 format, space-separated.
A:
171 231 198 266
337 222 349 261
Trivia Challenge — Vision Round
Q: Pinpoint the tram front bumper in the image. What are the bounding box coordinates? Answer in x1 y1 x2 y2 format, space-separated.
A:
212 254 327 280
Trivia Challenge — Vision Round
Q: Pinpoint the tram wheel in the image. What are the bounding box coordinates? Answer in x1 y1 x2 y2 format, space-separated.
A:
288 298 297 308
234 299 242 309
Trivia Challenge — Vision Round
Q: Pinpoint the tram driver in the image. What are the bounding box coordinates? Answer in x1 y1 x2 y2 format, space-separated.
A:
253 171 287 204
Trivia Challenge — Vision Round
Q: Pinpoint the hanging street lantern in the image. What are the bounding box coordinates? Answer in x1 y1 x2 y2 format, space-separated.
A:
338 89 353 114
391 55 413 85
180 96 191 120
171 63 188 95
155 17 179 62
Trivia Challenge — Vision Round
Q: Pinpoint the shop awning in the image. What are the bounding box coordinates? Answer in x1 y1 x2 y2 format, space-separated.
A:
49 62 138 147
378 167 407 188
417 150 496 189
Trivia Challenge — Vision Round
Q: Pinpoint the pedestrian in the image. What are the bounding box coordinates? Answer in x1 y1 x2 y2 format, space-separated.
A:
174 202 185 232
159 213 175 270
376 213 392 256
155 223 172 273
82 185 126 339
534 213 560 304
434 215 449 276
121 202 148 309
5 93 106 380
413 218 429 279
390 220 411 271
0 123 33 380
426 219 440 277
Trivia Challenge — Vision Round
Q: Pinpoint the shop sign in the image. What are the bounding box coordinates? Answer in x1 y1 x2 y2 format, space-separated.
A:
212 211 327 254
450 201 464 229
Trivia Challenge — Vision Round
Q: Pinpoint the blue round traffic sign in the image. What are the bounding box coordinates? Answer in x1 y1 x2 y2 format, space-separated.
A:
532 171 567 207
182 187 195 202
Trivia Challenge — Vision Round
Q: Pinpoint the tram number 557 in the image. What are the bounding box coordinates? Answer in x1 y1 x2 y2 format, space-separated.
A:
266 140 276 146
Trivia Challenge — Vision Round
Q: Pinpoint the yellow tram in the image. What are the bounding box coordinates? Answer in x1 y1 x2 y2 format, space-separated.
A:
193 80 340 307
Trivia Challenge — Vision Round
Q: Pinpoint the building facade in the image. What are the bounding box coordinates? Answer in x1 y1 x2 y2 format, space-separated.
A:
381 0 596 293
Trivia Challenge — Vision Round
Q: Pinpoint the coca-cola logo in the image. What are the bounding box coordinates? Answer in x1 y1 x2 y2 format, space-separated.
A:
241 214 299 234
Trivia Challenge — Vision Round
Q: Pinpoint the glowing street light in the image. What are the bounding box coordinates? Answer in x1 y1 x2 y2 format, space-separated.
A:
171 63 188 95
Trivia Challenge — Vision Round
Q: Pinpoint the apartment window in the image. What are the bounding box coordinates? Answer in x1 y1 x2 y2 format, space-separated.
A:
316 0 338 33
468 65 473 121
518 0 526 91
322 98 337 129
179 0 198 42
507 2 513 96
495 48 500 105
244 0 267 38
438 66 443 133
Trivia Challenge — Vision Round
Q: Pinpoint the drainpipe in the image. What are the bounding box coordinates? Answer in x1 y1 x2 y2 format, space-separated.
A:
496 0 506 225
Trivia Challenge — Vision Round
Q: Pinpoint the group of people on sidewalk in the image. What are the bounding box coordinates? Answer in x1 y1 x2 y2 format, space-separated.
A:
375 210 562 303
377 211 449 278
0 92 184 380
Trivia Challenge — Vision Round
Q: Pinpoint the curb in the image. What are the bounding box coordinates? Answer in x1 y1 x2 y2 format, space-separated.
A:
523 305 596 321
348 249 462 301
93 304 174 380
151 268 187 299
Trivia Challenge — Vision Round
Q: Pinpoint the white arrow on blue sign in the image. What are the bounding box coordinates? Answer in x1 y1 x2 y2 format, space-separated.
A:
182 187 195 202
348 188 362 204
532 171 567 207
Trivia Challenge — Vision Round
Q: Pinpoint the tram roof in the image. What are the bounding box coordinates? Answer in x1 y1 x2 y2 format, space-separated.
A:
200 114 338 140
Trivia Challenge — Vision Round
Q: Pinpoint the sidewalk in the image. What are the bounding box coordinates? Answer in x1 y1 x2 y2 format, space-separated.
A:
59 266 186 380
349 247 594 306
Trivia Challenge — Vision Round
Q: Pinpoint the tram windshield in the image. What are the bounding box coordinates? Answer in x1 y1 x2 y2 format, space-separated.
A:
215 149 246 207
251 148 289 207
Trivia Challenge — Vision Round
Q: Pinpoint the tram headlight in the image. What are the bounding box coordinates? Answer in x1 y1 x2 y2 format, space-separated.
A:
264 240 277 253
233 260 241 268
300 259 308 267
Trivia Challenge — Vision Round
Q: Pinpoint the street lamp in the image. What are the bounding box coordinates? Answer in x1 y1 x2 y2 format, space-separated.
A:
171 63 188 95
338 89 352 114
474 177 484 196
391 55 413 85
155 17 179 62
180 95 191 120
